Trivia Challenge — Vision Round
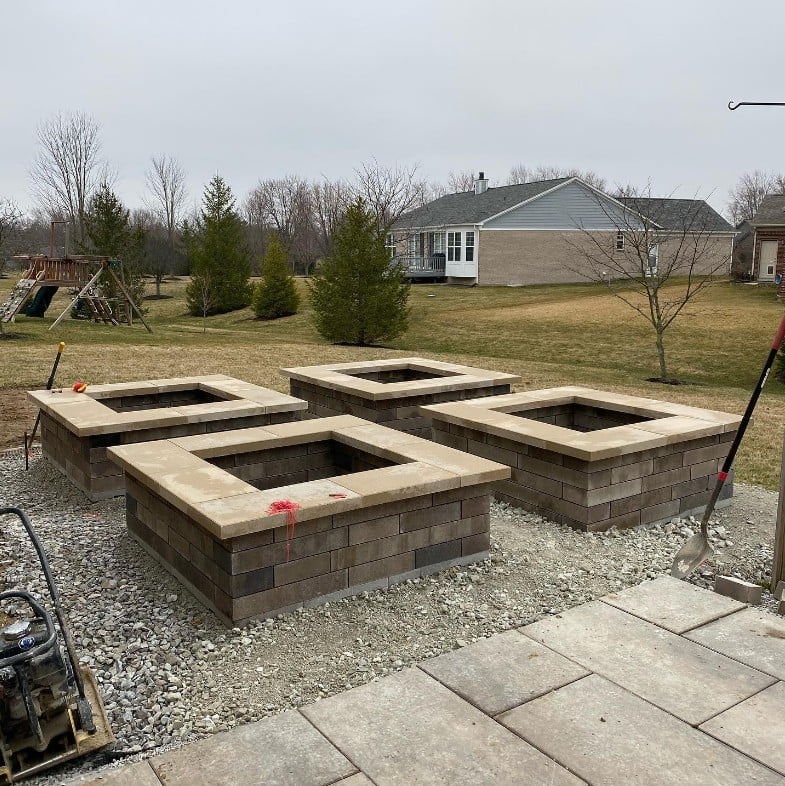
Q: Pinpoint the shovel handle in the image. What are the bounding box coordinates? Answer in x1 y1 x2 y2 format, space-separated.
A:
717 311 785 485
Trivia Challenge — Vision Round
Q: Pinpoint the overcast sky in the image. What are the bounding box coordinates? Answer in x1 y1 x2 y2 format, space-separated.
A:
3 1 784 217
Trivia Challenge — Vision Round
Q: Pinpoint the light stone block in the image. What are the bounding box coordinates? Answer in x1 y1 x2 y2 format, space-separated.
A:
499 674 784 786
520 601 774 725
302 667 584 786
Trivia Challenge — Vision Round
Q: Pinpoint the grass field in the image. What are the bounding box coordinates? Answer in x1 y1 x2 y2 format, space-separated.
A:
1 274 784 489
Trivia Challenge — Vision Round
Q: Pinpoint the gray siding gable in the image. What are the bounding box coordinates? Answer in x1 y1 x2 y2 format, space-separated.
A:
483 181 640 230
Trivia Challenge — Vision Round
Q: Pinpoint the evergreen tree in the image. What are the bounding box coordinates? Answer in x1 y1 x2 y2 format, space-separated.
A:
252 235 300 319
185 175 251 316
82 184 146 314
310 198 410 345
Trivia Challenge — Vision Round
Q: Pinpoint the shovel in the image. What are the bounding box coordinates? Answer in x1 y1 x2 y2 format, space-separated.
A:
671 311 785 579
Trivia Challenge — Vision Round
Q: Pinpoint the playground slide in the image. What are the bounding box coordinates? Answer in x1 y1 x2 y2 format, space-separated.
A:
23 286 58 317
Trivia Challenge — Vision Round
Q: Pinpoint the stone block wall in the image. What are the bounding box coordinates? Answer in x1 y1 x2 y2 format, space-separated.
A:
40 410 300 501
125 475 493 624
290 379 512 439
431 419 736 531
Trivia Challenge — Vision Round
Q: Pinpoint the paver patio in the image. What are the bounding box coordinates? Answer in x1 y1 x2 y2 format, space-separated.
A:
76 576 785 785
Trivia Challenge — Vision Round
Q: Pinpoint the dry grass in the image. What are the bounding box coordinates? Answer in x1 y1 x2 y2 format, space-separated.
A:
1 274 783 489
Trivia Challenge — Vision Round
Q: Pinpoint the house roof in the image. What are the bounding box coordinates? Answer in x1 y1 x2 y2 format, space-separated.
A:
393 177 573 228
615 197 733 232
751 194 785 226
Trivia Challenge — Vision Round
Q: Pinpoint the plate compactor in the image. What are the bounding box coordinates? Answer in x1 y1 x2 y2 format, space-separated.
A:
0 507 113 784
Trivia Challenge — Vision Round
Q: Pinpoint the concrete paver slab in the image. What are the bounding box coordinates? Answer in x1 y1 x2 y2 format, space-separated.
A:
334 775 376 786
499 674 785 786
74 762 161 785
302 667 585 786
148 709 355 786
685 607 785 679
701 681 785 776
601 575 745 634
419 629 588 716
520 601 774 725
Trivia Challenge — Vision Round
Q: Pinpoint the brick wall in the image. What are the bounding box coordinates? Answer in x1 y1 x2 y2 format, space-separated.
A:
41 410 301 501
289 380 513 439
477 230 732 287
431 419 735 531
125 475 493 624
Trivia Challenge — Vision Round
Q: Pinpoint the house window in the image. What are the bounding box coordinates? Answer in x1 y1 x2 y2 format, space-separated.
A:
615 231 624 251
465 231 475 262
647 245 659 276
385 233 396 259
447 231 462 262
407 234 420 257
430 232 445 255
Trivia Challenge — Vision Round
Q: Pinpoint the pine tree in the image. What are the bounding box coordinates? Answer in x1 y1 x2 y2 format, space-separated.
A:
185 175 251 316
252 235 300 319
310 198 410 345
82 184 146 313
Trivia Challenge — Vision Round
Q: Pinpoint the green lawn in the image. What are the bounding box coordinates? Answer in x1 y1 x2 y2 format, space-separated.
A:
2 275 784 488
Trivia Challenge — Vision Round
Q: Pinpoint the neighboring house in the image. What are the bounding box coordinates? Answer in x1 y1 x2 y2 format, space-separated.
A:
749 195 785 296
391 174 734 286
731 220 754 280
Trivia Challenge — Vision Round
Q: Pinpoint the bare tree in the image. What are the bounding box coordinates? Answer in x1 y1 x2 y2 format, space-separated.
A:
566 185 731 382
30 112 106 245
726 170 785 225
447 170 477 193
353 158 428 232
311 177 351 259
144 155 187 295
507 163 606 191
245 176 314 274
0 199 23 277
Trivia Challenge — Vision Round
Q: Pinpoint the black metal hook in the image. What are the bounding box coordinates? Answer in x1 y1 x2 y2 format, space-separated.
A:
728 100 785 110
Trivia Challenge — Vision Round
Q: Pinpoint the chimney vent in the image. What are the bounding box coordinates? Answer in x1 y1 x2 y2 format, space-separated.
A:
474 171 489 195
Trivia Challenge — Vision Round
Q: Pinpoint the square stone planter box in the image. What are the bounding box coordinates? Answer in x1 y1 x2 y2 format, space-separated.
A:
280 357 520 438
421 386 742 532
108 415 509 624
29 375 307 501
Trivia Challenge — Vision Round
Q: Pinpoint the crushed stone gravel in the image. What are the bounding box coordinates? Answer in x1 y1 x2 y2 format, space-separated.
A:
0 447 780 785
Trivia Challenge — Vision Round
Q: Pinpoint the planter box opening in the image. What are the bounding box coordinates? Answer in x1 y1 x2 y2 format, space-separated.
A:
97 387 227 413
510 403 653 433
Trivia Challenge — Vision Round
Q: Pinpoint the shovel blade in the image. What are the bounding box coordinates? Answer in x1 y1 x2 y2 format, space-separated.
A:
671 534 714 579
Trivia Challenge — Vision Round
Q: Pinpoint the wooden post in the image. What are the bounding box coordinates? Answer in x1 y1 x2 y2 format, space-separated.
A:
105 266 153 333
49 268 104 330
772 429 785 591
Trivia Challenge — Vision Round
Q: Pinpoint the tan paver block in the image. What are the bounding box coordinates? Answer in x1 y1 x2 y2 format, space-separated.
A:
520 601 774 725
337 463 460 504
192 480 361 538
149 709 355 786
333 775 375 786
171 399 266 423
714 575 763 604
74 761 161 785
170 427 279 457
84 380 160 397
499 674 784 786
389 440 511 486
108 441 194 479
685 607 785 679
602 576 745 633
302 667 584 786
700 681 785 776
630 416 726 443
420 629 588 716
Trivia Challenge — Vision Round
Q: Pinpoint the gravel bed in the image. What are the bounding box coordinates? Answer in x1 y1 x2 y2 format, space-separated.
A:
0 447 780 784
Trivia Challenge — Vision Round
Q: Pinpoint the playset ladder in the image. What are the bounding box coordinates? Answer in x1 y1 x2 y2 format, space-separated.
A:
0 272 44 323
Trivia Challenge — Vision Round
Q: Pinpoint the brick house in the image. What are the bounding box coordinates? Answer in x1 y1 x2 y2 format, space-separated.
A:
749 195 785 296
391 174 734 286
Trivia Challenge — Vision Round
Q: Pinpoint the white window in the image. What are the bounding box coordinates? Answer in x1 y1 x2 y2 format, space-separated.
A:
447 231 461 262
430 232 445 254
615 231 624 251
465 231 475 262
647 245 659 276
385 233 396 259
407 234 419 256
